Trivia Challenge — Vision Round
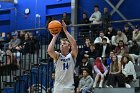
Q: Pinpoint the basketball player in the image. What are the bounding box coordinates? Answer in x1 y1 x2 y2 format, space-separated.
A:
47 20 78 93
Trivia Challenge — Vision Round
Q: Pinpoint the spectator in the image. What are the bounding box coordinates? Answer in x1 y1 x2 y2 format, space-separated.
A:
106 55 121 88
114 40 129 62
98 38 111 66
106 51 115 69
84 43 97 65
98 38 111 58
89 5 101 24
79 56 93 77
94 31 110 45
102 7 111 32
129 40 140 65
105 25 116 40
81 37 92 57
8 33 21 52
93 57 108 88
80 13 90 33
61 12 71 25
123 24 132 41
76 69 93 93
121 54 136 88
60 12 71 38
113 30 128 46
132 26 140 46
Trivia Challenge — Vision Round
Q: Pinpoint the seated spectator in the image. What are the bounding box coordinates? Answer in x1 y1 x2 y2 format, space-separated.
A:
123 24 132 41
105 25 116 40
8 33 21 52
94 31 110 45
4 33 12 50
84 43 97 65
16 33 35 54
106 55 121 88
112 30 128 46
132 26 140 46
80 12 90 33
89 5 101 24
29 32 40 53
114 40 129 62
47 71 55 93
106 51 115 69
129 40 140 65
101 7 111 32
93 57 108 88
79 56 93 77
80 37 92 58
98 38 111 66
121 54 136 88
76 69 93 93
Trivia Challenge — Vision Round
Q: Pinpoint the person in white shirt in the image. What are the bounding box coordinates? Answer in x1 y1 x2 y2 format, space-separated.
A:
94 31 110 44
121 54 136 88
89 5 102 24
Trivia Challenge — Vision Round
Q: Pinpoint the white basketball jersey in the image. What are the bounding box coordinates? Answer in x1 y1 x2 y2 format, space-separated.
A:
54 53 75 89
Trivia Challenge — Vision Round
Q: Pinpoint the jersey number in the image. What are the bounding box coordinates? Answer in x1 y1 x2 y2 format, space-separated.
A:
63 62 69 70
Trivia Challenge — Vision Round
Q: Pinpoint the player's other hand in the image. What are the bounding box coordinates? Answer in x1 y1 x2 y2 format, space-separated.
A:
62 20 67 32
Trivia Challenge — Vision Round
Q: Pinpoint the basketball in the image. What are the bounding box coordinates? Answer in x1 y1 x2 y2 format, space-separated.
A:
48 20 62 34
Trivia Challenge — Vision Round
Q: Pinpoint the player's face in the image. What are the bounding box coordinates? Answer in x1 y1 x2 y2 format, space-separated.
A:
60 40 70 52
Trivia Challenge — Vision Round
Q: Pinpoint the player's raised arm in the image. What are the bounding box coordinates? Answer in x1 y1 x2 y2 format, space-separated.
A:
61 20 78 59
47 34 59 61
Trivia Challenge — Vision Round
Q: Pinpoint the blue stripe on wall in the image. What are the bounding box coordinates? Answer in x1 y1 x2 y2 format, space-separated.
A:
0 20 10 26
0 14 10 21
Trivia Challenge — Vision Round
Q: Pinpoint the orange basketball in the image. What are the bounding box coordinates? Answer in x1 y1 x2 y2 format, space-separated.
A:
48 20 62 34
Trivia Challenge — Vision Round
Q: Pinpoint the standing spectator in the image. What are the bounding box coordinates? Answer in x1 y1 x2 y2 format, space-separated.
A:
106 55 121 88
60 12 71 38
101 7 111 32
61 12 71 25
89 5 101 24
76 69 93 93
89 5 102 33
93 57 108 88
80 13 90 33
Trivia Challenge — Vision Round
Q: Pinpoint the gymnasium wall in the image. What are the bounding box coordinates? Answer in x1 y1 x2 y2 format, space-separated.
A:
78 0 140 28
0 0 140 33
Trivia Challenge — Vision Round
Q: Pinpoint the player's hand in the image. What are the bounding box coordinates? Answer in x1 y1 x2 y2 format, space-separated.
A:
51 32 59 37
62 20 67 32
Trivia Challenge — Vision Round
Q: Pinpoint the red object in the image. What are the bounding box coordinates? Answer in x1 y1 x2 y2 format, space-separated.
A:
94 57 104 73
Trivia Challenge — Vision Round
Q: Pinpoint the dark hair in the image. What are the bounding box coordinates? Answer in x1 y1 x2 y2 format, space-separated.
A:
102 38 107 41
94 5 99 8
83 68 90 74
